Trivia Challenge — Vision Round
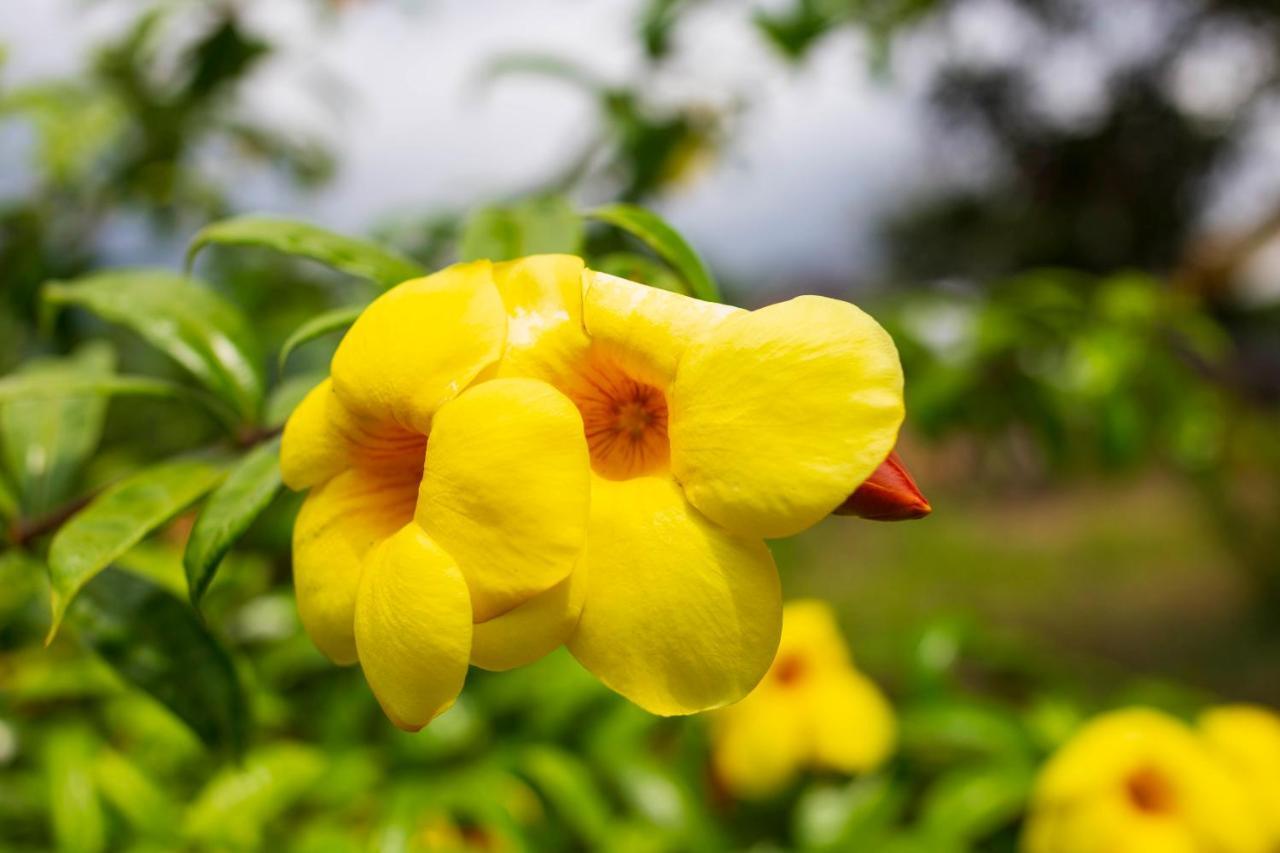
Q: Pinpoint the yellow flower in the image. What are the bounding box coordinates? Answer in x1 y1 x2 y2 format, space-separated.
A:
709 600 896 799
281 255 905 729
1199 705 1280 843
1023 708 1271 853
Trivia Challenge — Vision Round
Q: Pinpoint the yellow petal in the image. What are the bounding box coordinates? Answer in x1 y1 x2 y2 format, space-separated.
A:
567 475 781 716
417 378 591 622
331 261 507 434
280 378 425 491
670 295 904 538
808 670 896 773
581 270 740 388
1032 708 1270 853
279 379 348 490
292 467 419 664
712 693 807 799
1199 705 1280 841
353 524 472 731
493 255 590 384
470 565 586 672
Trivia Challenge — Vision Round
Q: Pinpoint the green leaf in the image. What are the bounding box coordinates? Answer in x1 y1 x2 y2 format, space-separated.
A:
587 203 721 302
899 699 1035 765
71 569 248 756
265 372 325 428
183 743 326 847
517 745 614 846
919 762 1033 843
0 473 17 523
44 270 265 422
793 776 906 851
92 748 179 839
592 251 685 294
459 196 584 262
0 372 240 435
278 304 365 370
1 343 114 516
187 216 425 289
47 458 225 640
459 207 520 261
43 727 106 853
184 438 282 606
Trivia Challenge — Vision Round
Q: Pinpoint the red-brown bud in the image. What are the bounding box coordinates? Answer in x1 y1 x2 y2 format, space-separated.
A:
835 449 931 521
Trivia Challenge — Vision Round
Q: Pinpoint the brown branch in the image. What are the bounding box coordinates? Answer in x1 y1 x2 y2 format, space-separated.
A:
1175 201 1280 299
5 425 282 549
7 491 97 548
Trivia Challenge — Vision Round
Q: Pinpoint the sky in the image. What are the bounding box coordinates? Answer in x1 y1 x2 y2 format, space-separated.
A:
0 0 943 288
3 0 1279 300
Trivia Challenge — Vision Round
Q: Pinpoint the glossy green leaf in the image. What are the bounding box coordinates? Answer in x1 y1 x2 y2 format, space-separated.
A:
459 196 584 262
71 569 247 755
919 762 1033 843
587 203 721 302
0 469 18 522
92 749 179 839
1 344 113 516
187 216 425 289
43 727 106 853
518 745 613 845
278 304 365 370
265 372 325 428
2 645 121 703
794 776 906 851
44 270 265 421
185 437 282 606
899 699 1034 765
592 251 685 294
183 743 326 846
459 207 520 262
0 365 181 398
47 458 225 640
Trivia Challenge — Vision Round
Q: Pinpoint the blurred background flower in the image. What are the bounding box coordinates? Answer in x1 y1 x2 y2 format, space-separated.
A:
711 599 896 800
1023 706 1280 853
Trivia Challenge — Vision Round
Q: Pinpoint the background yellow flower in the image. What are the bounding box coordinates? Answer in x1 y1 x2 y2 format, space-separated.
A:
711 599 896 799
1199 705 1280 845
1023 708 1271 853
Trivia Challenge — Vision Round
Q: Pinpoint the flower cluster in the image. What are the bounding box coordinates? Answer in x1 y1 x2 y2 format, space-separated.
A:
281 255 908 730
1025 705 1280 853
710 599 896 798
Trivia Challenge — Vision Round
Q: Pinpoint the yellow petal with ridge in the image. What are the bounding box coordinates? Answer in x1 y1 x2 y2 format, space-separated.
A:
470 565 586 672
418 378 591 622
281 378 425 490
493 255 589 384
291 466 419 664
331 261 506 434
354 524 472 732
581 270 740 388
670 295 904 539
568 475 780 716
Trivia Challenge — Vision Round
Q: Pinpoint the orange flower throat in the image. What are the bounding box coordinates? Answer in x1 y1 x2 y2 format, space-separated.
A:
566 355 669 480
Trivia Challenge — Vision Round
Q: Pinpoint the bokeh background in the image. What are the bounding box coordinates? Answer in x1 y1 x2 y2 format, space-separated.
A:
2 1 1278 850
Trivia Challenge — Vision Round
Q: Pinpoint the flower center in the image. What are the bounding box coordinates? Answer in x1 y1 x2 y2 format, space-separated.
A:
563 353 669 480
772 654 807 686
1125 766 1176 815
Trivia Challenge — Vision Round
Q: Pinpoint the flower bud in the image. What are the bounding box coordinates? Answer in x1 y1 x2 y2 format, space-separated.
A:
835 450 931 521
